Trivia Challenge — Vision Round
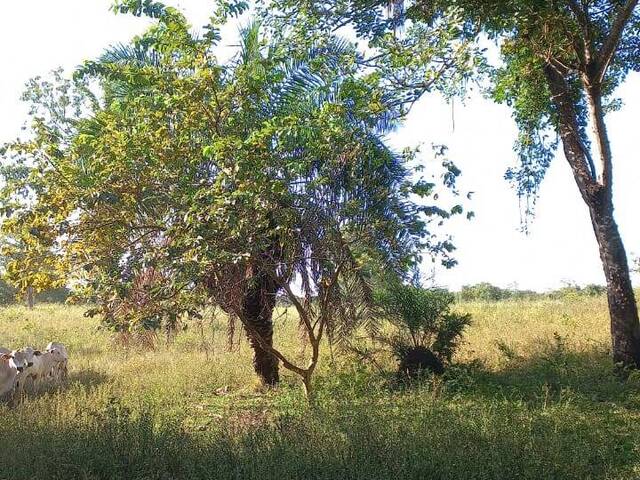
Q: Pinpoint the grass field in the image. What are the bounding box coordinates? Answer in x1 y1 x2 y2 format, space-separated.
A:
1 297 639 480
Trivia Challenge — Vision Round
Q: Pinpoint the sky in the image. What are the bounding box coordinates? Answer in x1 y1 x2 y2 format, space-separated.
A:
1 0 638 292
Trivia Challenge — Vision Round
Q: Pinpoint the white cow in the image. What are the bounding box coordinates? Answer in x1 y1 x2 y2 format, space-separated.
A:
32 351 61 383
46 342 68 381
19 347 43 391
0 353 17 400
46 342 68 359
0 350 29 401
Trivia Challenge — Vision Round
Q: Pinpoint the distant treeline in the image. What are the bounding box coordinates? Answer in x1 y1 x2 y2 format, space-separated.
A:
0 278 612 306
0 280 70 305
457 282 607 302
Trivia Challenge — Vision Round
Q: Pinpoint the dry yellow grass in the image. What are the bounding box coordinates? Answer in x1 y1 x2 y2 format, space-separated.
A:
456 297 610 367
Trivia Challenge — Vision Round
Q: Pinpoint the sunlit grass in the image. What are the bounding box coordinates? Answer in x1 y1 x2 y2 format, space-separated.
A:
0 298 639 479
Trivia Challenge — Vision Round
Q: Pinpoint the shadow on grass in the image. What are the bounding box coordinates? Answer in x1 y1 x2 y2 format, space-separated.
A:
454 343 640 410
68 368 109 388
1 382 638 480
1 347 639 480
9 368 110 407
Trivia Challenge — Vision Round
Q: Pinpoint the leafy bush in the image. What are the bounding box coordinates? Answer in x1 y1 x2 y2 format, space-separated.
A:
35 287 71 303
375 281 471 377
0 280 70 305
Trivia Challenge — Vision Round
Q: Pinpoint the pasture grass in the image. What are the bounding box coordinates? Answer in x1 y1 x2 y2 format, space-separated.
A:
0 298 639 479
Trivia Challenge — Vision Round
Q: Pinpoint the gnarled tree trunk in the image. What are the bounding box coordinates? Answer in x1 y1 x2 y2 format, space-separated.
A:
204 246 282 386
239 266 280 385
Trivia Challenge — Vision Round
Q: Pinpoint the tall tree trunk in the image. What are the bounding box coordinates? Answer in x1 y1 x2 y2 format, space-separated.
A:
544 63 640 368
589 200 640 367
240 265 280 385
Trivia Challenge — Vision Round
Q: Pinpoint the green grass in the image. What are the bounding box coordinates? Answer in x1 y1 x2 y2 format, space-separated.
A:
0 298 639 479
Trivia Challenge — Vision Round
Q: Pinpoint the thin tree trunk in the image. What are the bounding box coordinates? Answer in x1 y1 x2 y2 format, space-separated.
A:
240 267 280 385
227 314 237 352
26 286 34 309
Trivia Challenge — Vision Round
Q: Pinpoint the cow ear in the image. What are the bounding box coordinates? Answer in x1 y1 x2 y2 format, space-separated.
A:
34 350 42 356
1 353 10 360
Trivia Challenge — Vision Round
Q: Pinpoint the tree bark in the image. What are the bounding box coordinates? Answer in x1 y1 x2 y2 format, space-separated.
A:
240 265 280 386
589 199 640 367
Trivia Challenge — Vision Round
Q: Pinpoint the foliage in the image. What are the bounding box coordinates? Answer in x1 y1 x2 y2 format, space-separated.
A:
459 282 518 302
257 0 640 368
375 279 471 364
260 0 640 209
34 287 71 304
0 277 68 305
548 283 608 300
259 0 482 114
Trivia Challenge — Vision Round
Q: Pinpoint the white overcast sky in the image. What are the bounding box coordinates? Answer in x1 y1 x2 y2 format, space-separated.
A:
1 0 638 291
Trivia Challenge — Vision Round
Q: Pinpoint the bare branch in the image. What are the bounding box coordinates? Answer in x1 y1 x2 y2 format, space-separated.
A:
596 0 639 83
243 321 308 377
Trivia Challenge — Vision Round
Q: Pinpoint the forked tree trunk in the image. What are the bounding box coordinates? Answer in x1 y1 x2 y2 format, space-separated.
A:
240 267 280 385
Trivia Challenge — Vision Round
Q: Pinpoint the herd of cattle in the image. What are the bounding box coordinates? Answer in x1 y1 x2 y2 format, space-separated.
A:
0 342 68 402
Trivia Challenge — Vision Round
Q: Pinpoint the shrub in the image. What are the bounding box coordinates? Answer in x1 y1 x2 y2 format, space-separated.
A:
0 281 70 305
548 283 607 299
374 281 471 377
459 282 509 302
35 287 71 303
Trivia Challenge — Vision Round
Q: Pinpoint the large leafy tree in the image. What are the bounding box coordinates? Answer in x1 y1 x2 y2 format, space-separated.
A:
262 0 640 369
0 1 463 387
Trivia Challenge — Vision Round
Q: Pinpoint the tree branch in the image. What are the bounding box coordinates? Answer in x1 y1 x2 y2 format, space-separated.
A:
596 0 639 83
566 0 594 68
543 62 601 203
243 321 308 377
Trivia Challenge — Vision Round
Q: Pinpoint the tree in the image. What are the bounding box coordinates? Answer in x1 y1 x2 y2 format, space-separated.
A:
0 2 464 392
262 0 640 369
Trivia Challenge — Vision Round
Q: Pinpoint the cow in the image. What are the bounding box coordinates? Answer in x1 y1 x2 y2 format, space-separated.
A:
45 342 68 381
0 350 28 401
